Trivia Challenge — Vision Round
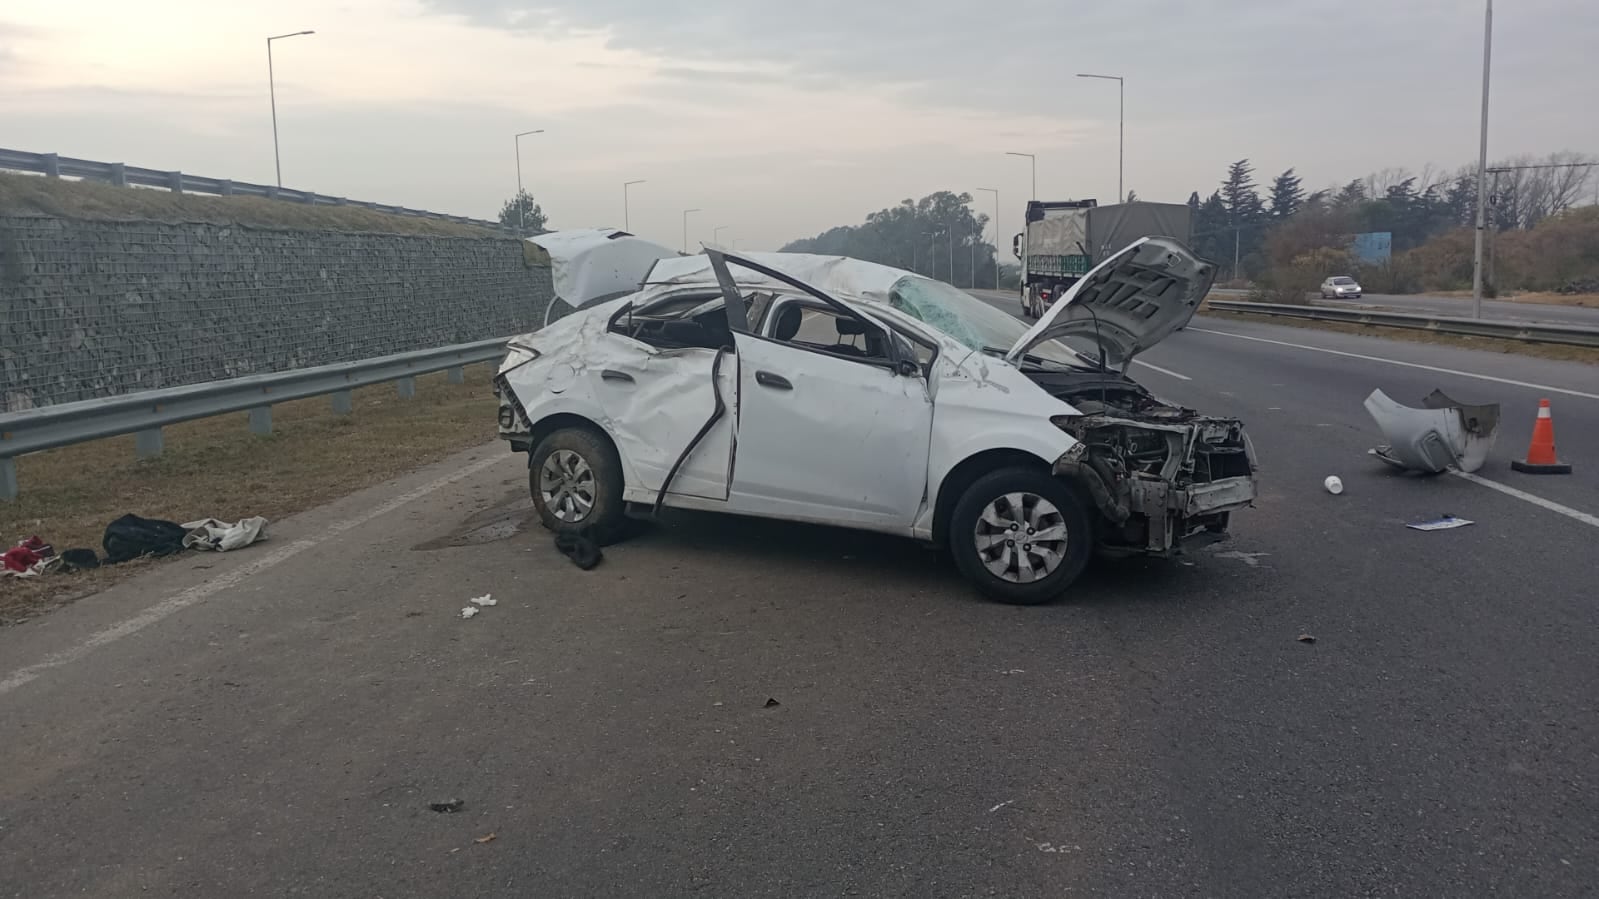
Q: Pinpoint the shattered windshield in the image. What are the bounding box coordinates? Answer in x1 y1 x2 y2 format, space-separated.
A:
886 276 1084 367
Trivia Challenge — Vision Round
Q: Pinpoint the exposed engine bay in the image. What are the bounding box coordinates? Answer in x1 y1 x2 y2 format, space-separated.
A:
1027 369 1257 555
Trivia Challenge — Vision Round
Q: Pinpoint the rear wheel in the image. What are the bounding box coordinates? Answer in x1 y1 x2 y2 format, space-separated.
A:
948 469 1094 605
529 427 631 545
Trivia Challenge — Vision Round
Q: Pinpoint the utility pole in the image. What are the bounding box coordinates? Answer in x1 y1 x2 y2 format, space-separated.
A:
1077 73 1125 204
623 179 645 231
682 208 700 253
513 129 544 235
266 30 315 188
1007 152 1036 200
1471 0 1493 320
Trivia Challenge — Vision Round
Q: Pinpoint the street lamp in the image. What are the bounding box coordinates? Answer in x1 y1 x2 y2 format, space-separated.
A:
682 208 701 253
513 128 544 235
1077 73 1125 203
976 187 1000 290
1006 152 1036 200
623 180 646 231
713 225 733 245
1471 0 1493 320
266 30 315 188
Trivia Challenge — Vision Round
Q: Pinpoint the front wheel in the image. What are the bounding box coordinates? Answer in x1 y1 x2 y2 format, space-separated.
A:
948 469 1094 605
529 427 631 544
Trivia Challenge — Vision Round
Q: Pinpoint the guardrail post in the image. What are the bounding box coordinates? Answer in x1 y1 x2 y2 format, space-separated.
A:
249 406 273 436
220 180 235 196
0 458 17 502
396 377 416 400
331 389 353 415
447 366 465 385
168 171 183 193
135 428 164 459
108 163 127 187
266 186 280 200
43 153 60 178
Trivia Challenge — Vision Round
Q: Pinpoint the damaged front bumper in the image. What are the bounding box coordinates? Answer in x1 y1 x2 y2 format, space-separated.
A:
1052 415 1258 557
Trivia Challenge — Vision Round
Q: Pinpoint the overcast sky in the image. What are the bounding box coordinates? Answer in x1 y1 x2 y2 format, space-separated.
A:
4 0 1596 251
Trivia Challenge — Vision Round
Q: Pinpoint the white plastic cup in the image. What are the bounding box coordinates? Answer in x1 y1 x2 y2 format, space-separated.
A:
1324 476 1345 495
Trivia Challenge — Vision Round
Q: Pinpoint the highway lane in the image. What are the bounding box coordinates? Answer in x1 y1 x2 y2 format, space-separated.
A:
988 285 1599 327
2 302 1598 896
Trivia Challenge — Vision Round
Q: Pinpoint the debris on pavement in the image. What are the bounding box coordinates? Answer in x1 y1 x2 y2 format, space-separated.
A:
181 517 269 552
763 698 781 708
989 799 1016 813
102 514 188 564
1323 476 1344 495
554 532 602 570
469 594 497 607
1365 388 1500 474
429 799 465 813
1297 633 1317 644
459 606 480 620
1214 550 1269 567
1406 515 1475 532
475 833 498 844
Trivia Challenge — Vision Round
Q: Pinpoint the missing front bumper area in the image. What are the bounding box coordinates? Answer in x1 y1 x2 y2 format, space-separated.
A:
1052 426 1258 556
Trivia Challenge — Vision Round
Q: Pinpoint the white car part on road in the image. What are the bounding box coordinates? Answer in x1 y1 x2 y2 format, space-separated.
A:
1364 389 1500 474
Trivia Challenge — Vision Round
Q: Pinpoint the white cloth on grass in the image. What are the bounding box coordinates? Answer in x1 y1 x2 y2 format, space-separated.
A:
181 517 269 552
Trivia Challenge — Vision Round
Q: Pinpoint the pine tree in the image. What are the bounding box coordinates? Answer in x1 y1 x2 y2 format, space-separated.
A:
1268 168 1305 220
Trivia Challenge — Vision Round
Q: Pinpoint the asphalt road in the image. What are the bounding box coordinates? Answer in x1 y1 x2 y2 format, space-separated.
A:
1204 286 1599 328
3 300 1597 897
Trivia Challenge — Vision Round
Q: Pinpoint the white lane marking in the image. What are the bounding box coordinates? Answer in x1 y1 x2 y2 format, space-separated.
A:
0 453 510 697
1187 328 1599 401
1132 359 1191 381
1451 471 1599 528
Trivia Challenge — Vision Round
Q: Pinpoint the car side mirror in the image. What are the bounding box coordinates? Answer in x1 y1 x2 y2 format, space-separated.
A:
896 358 921 378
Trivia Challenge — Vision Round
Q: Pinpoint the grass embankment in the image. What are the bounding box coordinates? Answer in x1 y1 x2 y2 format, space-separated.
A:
0 367 504 625
0 171 498 237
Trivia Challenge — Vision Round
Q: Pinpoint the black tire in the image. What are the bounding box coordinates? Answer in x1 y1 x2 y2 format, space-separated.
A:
529 427 631 545
948 468 1094 605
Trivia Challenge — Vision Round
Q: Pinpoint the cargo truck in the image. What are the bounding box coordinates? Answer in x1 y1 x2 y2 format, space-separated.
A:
1013 200 1193 318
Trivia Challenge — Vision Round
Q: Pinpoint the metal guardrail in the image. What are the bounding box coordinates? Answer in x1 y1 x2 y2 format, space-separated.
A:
0 147 512 233
1205 300 1599 349
0 339 509 501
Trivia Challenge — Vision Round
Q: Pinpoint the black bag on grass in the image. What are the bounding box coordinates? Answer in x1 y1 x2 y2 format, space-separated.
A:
103 514 188 564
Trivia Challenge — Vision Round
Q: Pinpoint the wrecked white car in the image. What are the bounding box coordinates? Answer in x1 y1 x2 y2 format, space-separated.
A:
495 232 1257 604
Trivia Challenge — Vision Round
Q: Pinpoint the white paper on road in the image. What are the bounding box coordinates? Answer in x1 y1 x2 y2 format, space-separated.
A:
181 517 268 552
1406 516 1475 531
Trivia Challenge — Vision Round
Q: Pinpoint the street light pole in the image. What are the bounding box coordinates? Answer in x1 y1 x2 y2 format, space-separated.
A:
713 225 732 245
976 187 999 290
623 179 645 231
1006 152 1036 200
1471 0 1493 320
266 30 315 188
1077 73 1125 202
513 129 544 235
682 208 701 253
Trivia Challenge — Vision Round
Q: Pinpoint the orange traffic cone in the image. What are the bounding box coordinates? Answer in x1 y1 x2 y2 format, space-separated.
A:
1511 398 1572 474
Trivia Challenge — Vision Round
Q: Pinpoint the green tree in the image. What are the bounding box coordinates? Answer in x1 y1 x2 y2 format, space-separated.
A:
1268 168 1305 220
498 190 548 235
781 190 998 287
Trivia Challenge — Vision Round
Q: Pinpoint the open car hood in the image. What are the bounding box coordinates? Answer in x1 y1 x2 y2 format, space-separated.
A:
1006 237 1215 368
526 229 680 308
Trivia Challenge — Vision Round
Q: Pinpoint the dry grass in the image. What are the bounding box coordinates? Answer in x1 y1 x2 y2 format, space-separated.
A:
0 172 499 238
1408 288 1599 308
1203 311 1599 365
0 366 504 625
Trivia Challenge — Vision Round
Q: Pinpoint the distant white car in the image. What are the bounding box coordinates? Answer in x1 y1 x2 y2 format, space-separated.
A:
495 232 1257 605
1320 276 1362 299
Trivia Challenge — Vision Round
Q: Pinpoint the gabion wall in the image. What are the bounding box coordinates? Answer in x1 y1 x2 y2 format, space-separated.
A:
0 216 553 411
